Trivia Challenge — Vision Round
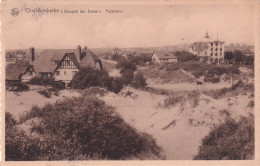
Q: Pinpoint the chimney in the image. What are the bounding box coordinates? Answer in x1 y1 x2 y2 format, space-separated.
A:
30 47 35 62
77 45 81 62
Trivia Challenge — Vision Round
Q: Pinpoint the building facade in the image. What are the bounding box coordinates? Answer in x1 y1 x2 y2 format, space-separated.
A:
151 52 178 64
189 32 225 63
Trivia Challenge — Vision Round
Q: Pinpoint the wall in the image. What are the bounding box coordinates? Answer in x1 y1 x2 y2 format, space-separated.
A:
54 68 79 82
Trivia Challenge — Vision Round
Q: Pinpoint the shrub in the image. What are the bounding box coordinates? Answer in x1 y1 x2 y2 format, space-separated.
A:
8 97 163 160
6 125 41 161
109 77 124 94
70 67 124 93
163 91 200 108
174 51 198 62
70 67 110 89
29 77 65 90
6 82 29 92
38 89 52 98
116 59 137 73
132 72 147 89
204 80 254 99
82 87 109 97
194 114 254 160
203 75 221 83
15 83 29 92
6 112 17 128
111 53 125 61
127 54 152 66
19 106 42 124
121 70 134 85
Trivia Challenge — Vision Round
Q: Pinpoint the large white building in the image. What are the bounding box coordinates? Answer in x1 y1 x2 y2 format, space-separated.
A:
189 32 225 63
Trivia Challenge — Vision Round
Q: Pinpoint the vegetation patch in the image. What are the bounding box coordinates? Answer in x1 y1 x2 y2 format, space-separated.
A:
204 80 254 99
163 91 200 108
6 82 29 92
28 77 65 90
7 96 163 160
69 67 124 93
81 87 109 97
194 114 254 160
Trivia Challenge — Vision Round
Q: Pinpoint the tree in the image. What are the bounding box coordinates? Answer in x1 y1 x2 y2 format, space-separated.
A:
69 67 110 89
121 69 134 85
132 72 147 89
116 59 137 73
233 50 245 62
224 51 234 61
174 51 198 62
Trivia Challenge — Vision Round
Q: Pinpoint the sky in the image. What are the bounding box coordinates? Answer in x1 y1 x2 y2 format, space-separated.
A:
2 0 257 49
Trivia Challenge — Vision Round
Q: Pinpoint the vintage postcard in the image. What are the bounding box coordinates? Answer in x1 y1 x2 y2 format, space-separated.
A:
0 0 259 165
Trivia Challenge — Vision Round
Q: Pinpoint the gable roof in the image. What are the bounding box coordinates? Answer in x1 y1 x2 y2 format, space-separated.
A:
153 52 178 60
30 48 101 74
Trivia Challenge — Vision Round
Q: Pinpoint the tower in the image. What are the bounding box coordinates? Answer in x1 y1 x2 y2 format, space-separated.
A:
204 31 210 42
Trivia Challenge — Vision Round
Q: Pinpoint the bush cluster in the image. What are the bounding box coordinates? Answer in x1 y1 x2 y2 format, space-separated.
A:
204 80 254 99
69 67 124 93
165 61 240 82
6 82 30 92
127 54 152 66
174 51 198 62
116 59 147 89
111 53 125 61
225 50 254 64
6 97 162 160
28 77 65 90
194 114 254 160
203 75 221 83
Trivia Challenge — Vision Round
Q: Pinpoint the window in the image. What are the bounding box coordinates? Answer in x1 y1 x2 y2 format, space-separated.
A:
211 43 213 46
205 51 207 55
215 53 218 56
64 60 70 65
220 48 222 51
64 71 66 75
220 53 222 56
211 53 213 56
56 71 60 76
211 48 213 51
216 43 218 46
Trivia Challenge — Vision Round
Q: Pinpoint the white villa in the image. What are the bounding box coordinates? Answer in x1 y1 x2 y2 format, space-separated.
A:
189 32 225 63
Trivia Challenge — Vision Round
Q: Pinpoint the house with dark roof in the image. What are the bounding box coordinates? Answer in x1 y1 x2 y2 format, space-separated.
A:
6 60 30 83
151 52 178 64
20 45 103 85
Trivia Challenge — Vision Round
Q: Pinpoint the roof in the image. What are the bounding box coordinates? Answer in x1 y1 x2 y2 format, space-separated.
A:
31 48 101 74
6 60 29 80
153 52 178 60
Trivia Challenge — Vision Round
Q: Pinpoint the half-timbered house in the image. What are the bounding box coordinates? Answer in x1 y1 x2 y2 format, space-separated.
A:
20 45 103 85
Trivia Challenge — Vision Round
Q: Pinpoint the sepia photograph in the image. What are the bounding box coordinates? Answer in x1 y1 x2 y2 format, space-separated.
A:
1 0 259 164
